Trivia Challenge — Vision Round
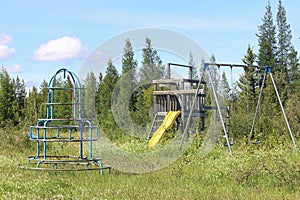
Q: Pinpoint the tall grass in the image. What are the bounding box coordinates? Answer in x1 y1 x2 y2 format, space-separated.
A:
1 128 300 199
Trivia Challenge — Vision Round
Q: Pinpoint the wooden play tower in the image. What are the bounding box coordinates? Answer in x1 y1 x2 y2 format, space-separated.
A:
149 63 230 140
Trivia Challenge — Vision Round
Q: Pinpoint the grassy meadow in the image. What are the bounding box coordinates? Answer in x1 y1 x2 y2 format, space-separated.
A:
1 128 300 199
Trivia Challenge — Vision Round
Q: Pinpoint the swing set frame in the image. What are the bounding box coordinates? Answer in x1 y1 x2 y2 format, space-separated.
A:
180 63 298 156
247 66 298 152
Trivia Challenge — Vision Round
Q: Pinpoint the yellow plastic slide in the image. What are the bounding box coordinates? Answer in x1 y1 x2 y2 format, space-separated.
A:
148 111 181 147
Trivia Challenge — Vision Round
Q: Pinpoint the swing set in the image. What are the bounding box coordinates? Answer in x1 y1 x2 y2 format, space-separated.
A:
247 66 298 151
179 63 298 156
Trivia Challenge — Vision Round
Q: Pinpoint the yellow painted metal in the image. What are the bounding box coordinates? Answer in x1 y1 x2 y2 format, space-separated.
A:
148 111 181 147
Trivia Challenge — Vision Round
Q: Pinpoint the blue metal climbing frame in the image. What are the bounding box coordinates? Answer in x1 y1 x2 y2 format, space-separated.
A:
26 68 111 174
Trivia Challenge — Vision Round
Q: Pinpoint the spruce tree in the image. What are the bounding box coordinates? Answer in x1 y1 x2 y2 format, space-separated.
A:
97 60 119 132
256 1 277 68
95 72 103 118
276 0 299 93
134 38 164 126
139 37 164 86
120 39 137 111
83 72 97 121
39 79 48 118
220 72 231 102
189 52 198 79
112 39 138 134
288 46 300 92
275 0 299 102
24 86 39 122
255 1 283 138
0 68 14 126
53 77 72 121
276 0 292 75
239 44 258 108
12 76 27 125
122 39 137 75
233 45 258 137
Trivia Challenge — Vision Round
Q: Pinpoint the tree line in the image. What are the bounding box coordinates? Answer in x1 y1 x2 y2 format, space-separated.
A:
233 0 300 140
0 0 299 142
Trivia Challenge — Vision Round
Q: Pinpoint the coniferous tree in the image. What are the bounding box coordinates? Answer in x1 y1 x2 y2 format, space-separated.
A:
0 68 14 126
112 39 138 133
220 72 231 102
83 72 97 121
255 1 282 138
274 1 300 138
208 54 219 94
24 81 48 122
24 86 39 122
288 46 300 92
95 72 103 118
39 79 48 118
12 76 26 125
276 0 299 93
234 45 258 137
54 77 72 121
122 39 138 76
239 45 258 108
97 60 119 132
250 0 300 139
256 1 277 68
275 0 298 102
39 79 48 101
139 37 164 86
204 54 217 107
189 52 198 79
276 0 292 75
134 38 164 126
120 39 137 111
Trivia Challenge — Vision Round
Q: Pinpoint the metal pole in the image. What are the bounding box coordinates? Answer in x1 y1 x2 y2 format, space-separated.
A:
179 64 205 149
245 67 250 128
248 69 266 144
230 66 234 142
268 67 298 152
88 121 93 159
206 65 233 156
80 121 83 158
43 128 47 160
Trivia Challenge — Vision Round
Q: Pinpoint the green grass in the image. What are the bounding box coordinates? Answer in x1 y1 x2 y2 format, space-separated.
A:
1 131 300 199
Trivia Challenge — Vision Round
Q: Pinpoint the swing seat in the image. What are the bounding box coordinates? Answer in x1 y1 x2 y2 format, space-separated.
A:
253 140 261 144
223 141 234 146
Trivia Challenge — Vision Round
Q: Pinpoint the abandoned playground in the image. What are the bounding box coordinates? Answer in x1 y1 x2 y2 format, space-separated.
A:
17 61 299 173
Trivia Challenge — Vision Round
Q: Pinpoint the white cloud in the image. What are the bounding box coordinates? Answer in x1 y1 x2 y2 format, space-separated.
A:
0 44 16 60
6 64 21 73
0 33 16 60
0 33 12 44
33 36 88 62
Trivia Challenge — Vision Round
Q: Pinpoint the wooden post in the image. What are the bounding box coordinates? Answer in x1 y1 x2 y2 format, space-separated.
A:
153 83 157 116
167 63 171 79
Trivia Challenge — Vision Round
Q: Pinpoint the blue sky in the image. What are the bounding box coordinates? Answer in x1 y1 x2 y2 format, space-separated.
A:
0 0 299 89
